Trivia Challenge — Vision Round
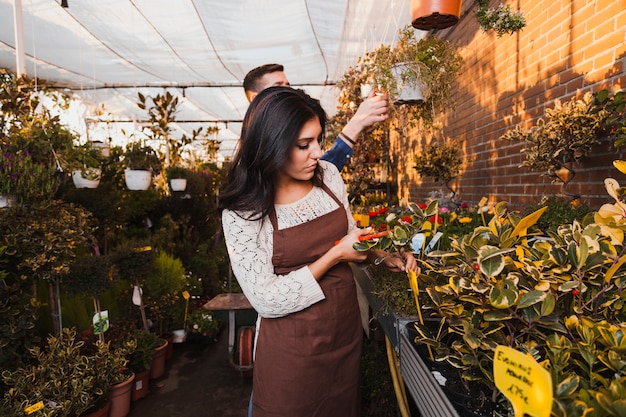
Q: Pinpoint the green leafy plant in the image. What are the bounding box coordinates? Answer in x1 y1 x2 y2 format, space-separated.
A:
124 328 158 374
60 142 104 181
501 92 604 199
165 165 188 181
123 141 162 173
413 140 462 198
361 26 463 126
475 0 527 37
0 328 118 417
409 178 626 416
187 309 219 336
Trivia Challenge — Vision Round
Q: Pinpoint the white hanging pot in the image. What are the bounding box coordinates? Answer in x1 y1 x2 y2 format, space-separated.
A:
0 194 15 208
169 178 187 192
72 168 101 189
91 141 111 157
391 63 426 105
124 169 152 190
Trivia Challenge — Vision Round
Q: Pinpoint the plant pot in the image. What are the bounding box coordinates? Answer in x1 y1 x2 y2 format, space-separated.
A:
171 329 187 343
124 169 152 190
411 0 463 30
164 333 174 360
169 178 187 191
108 372 134 417
80 400 110 417
131 370 150 401
391 63 425 104
72 169 101 189
0 194 15 208
149 338 168 379
91 141 110 157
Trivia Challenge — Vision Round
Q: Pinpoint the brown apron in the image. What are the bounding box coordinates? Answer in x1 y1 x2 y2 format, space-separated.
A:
251 184 362 417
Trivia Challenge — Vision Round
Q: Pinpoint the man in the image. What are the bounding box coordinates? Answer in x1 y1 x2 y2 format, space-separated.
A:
243 63 389 171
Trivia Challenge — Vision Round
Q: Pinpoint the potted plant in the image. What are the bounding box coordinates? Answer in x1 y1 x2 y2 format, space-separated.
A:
475 0 527 37
0 328 113 417
413 139 462 199
122 142 161 190
501 92 603 200
361 26 463 125
187 309 220 343
357 172 626 415
165 165 188 192
61 142 105 189
124 328 158 401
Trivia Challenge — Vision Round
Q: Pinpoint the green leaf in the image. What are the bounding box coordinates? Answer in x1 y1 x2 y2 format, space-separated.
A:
556 374 579 397
489 286 517 309
510 206 548 238
517 290 546 309
540 293 555 316
483 310 513 321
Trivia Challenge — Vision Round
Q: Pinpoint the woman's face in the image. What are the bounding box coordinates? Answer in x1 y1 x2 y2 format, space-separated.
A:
278 117 323 183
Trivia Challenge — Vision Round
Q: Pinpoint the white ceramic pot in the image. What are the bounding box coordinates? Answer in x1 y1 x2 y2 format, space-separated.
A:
0 194 15 208
172 329 187 343
72 168 101 189
169 178 187 192
124 169 152 190
391 63 426 105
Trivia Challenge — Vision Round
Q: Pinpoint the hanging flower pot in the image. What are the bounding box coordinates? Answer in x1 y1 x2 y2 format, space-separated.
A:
124 169 152 190
169 178 187 192
411 0 463 30
391 63 426 104
72 168 102 189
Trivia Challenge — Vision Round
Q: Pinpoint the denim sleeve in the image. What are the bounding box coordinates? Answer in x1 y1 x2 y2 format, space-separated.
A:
320 137 353 171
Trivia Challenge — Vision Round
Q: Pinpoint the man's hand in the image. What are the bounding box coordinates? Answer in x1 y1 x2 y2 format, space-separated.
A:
340 91 390 146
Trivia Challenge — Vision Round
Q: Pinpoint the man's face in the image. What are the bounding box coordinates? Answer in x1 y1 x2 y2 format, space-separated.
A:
249 71 290 101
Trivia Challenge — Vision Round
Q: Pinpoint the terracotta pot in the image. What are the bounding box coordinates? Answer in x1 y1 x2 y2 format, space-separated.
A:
164 333 174 360
411 0 463 30
80 400 110 417
149 338 168 379
108 372 134 417
131 370 150 401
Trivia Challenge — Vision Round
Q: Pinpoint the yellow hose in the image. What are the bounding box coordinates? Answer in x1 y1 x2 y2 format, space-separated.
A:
385 335 411 417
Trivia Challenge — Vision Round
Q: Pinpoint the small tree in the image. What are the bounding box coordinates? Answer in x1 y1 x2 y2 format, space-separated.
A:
413 140 462 199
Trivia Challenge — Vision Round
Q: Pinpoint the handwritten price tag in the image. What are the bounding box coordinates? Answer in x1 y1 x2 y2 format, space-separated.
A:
24 401 44 415
494 345 552 417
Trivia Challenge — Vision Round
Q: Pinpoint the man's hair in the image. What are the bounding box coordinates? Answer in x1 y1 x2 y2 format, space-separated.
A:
243 63 284 96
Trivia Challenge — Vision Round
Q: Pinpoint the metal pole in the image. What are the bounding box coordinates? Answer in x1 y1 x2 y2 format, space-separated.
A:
12 0 26 76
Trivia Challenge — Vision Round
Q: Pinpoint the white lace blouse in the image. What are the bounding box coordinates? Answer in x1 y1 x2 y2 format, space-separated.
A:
221 160 357 318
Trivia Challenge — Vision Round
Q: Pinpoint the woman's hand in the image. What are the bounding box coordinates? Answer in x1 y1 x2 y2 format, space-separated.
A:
376 250 419 274
333 228 371 263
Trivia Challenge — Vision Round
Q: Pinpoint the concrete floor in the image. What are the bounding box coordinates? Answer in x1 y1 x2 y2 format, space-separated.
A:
128 329 252 417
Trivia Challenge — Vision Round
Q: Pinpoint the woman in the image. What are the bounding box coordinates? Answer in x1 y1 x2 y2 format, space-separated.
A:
219 87 417 417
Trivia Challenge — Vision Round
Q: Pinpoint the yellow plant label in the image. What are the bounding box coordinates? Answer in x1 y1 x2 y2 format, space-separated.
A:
24 401 44 414
494 345 552 417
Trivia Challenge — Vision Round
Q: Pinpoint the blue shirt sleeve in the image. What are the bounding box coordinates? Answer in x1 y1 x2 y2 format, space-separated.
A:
320 137 353 171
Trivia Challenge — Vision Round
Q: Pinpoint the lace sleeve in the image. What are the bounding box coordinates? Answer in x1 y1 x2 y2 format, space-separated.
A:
221 209 326 318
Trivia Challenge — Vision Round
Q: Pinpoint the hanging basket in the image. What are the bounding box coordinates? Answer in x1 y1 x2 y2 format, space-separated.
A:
169 178 187 192
411 0 463 30
72 169 101 189
124 169 152 190
391 63 426 105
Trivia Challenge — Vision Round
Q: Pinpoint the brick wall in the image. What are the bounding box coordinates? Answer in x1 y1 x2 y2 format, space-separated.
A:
392 0 626 210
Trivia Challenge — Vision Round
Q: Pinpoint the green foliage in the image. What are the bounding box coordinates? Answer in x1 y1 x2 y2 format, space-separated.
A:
475 0 527 37
64 254 116 298
413 140 462 195
0 146 60 204
410 183 626 415
592 89 626 147
187 309 219 336
522 197 591 232
361 26 463 126
501 92 602 180
143 251 186 334
123 141 162 173
0 328 121 417
124 328 158 373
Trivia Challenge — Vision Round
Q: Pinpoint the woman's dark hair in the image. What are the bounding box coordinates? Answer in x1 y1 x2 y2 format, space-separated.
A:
219 86 327 220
